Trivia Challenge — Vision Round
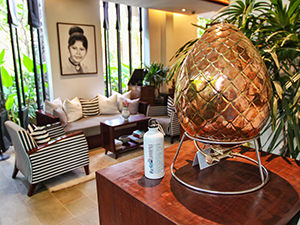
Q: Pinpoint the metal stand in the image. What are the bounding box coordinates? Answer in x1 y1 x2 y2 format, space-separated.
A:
171 132 269 195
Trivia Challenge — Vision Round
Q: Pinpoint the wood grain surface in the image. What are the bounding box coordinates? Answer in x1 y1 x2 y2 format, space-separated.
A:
96 140 300 225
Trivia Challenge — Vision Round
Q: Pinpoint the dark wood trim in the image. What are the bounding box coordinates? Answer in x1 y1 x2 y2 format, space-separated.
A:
12 164 19 178
27 183 37 196
15 28 26 106
115 3 122 93
27 131 83 155
37 29 46 101
8 23 23 113
36 110 60 126
29 26 41 110
139 7 143 67
127 5 132 75
84 165 90 175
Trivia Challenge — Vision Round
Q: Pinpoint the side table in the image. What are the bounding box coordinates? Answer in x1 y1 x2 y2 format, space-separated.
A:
100 114 149 159
96 140 300 225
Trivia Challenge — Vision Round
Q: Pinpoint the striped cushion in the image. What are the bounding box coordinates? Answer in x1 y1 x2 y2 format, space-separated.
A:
80 96 100 117
18 130 37 152
167 96 175 117
45 122 65 140
28 126 51 146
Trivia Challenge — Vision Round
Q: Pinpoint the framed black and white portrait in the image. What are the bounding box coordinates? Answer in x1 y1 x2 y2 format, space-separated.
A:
57 22 98 75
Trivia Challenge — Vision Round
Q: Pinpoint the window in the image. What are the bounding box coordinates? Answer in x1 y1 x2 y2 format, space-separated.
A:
100 1 143 96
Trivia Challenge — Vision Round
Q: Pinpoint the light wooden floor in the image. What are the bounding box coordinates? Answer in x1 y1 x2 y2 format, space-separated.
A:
0 137 177 225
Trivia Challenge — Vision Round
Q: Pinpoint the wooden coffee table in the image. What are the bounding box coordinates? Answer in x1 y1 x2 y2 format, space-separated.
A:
100 114 149 159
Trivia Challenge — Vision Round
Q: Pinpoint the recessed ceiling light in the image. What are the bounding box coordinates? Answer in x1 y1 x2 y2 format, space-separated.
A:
181 8 186 12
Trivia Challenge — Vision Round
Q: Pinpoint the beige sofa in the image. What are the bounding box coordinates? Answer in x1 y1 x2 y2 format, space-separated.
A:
36 102 148 149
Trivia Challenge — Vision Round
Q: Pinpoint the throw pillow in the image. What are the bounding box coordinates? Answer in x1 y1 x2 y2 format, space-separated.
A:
97 94 119 114
53 107 68 127
18 130 37 152
123 98 140 114
28 125 51 146
44 97 63 114
112 90 132 112
80 96 100 117
63 97 83 122
45 122 66 140
167 96 176 117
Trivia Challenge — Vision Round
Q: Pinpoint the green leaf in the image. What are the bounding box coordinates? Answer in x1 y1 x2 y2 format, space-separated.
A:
0 49 5 65
1 67 13 87
22 54 34 72
5 95 15 110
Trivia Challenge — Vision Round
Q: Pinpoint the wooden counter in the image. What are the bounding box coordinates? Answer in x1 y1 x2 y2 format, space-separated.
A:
96 140 300 225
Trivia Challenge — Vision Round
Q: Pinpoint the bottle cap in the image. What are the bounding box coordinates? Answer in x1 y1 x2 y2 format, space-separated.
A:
148 119 158 128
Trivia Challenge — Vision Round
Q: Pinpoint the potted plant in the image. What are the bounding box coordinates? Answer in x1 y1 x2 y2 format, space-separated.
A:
144 62 168 104
168 0 300 158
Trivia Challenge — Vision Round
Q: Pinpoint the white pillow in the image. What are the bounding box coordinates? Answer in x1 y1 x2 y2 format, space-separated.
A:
44 97 63 114
112 90 132 112
126 98 140 114
63 97 83 122
97 94 119 114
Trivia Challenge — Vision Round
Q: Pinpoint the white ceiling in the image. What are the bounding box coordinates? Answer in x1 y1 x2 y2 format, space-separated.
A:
104 0 227 15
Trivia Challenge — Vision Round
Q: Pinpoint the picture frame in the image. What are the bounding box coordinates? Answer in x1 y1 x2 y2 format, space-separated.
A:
57 22 98 75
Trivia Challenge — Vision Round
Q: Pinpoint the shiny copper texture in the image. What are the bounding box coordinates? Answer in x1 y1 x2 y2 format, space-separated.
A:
175 23 272 142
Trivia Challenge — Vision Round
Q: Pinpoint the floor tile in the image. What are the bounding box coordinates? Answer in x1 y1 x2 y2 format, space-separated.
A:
52 186 86 205
63 196 97 217
74 208 99 225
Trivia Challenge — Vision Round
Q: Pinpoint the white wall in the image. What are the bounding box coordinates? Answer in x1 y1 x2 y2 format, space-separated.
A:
43 0 104 100
148 9 198 67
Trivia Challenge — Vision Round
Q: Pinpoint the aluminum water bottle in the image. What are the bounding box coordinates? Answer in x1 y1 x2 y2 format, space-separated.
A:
143 119 165 179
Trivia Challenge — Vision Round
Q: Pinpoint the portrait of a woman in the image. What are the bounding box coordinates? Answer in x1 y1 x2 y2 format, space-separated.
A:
65 26 88 73
57 23 97 75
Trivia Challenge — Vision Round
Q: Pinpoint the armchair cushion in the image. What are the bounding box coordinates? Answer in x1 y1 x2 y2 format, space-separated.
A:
18 130 37 152
28 124 51 145
167 96 175 117
45 122 66 140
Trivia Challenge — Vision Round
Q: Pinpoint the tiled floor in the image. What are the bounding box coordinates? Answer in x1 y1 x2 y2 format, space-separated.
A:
0 137 177 225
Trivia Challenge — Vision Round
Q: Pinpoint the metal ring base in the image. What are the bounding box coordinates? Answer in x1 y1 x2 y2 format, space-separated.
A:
170 132 270 195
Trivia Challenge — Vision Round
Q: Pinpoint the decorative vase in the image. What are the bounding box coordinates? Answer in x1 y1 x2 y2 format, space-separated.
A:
175 23 272 143
122 106 130 120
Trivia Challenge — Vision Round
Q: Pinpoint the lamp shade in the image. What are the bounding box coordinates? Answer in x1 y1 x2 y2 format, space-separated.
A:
175 23 272 142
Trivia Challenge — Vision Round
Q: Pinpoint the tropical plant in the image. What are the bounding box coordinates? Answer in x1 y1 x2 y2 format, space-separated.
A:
215 0 300 158
144 62 168 92
168 0 300 158
1 49 47 123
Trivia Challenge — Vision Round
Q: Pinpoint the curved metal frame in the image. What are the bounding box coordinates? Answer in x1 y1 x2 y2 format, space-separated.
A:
170 132 270 195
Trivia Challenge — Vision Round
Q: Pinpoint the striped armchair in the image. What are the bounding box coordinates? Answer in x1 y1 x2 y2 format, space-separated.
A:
5 121 89 196
146 105 180 143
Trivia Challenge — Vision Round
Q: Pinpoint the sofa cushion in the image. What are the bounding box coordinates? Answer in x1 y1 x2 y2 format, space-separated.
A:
64 113 144 137
44 97 63 114
80 96 100 117
98 94 119 114
113 90 132 111
63 97 83 122
126 98 140 114
53 107 68 127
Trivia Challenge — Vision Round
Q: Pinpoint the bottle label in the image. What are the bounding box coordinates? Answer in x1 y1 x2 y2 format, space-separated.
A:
148 144 154 174
146 143 163 175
